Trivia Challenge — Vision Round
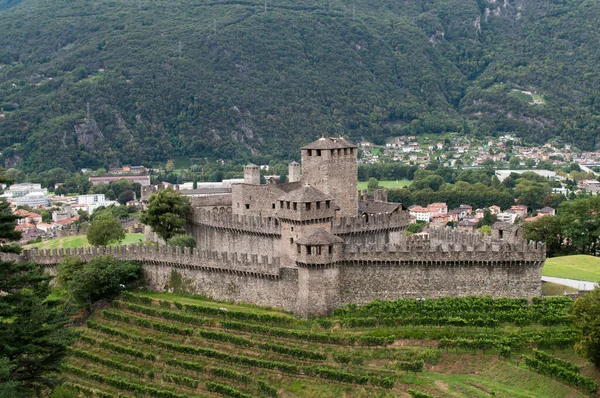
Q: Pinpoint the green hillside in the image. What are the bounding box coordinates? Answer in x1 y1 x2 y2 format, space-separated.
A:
23 233 144 250
61 292 600 397
1 0 600 171
544 255 600 282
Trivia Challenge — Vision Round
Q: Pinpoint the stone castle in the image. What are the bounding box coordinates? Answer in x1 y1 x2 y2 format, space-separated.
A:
6 137 546 317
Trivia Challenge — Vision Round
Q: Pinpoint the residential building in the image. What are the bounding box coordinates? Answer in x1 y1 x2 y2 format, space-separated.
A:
510 205 528 218
409 205 431 222
77 194 117 213
497 211 519 224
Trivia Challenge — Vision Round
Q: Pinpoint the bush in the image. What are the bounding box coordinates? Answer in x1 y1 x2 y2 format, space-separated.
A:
166 234 196 248
64 256 140 309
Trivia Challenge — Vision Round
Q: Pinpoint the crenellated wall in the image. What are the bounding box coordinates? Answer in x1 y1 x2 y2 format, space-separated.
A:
332 212 409 235
2 227 545 317
186 208 281 236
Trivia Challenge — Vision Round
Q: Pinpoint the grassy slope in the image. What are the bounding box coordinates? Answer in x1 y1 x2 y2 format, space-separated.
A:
23 233 144 250
541 282 578 296
543 255 600 282
357 180 412 190
62 292 594 398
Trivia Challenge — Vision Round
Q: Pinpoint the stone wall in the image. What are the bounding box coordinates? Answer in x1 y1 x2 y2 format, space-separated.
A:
338 260 541 306
2 227 545 317
186 222 280 260
143 264 301 313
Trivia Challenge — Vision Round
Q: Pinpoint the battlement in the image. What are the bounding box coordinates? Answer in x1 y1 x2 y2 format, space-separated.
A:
343 230 546 264
332 211 409 234
188 208 281 236
4 244 282 277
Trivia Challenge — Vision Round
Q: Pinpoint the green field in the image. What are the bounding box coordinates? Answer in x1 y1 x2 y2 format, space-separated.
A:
357 180 412 190
60 292 598 397
543 255 600 282
23 233 144 250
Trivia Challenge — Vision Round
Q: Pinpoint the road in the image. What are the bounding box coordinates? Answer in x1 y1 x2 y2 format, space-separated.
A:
541 276 598 291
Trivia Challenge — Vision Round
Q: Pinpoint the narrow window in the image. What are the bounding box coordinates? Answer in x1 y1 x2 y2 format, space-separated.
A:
297 245 301 254
293 202 297 210
291 227 294 231
328 245 333 254
317 246 322 255
272 203 275 209
316 150 321 156
316 201 321 209
306 202 311 210
307 246 312 255
280 201 283 209
286 201 290 209
290 238 294 244
308 150 312 156
326 200 331 209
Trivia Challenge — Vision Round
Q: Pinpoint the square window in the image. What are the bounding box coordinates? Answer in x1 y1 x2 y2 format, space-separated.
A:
245 204 250 209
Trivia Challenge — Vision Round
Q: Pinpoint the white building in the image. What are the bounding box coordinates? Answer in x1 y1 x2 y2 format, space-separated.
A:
496 211 519 224
494 170 561 182
409 206 431 222
76 194 117 213
2 183 48 198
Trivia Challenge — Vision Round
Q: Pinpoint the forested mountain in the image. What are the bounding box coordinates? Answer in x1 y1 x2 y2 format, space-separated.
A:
1 0 599 171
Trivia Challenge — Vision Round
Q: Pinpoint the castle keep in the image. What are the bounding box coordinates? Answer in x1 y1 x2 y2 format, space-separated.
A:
7 137 546 317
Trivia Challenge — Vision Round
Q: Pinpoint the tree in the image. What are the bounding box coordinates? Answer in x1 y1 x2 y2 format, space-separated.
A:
167 234 196 249
570 289 600 367
477 225 492 235
523 216 564 257
117 189 135 205
61 256 140 309
140 189 191 241
558 196 600 255
0 261 77 395
166 160 175 172
86 213 125 246
367 177 379 192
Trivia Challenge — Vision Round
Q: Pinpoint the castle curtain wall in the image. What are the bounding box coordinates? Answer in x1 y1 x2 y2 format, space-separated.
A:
337 261 542 306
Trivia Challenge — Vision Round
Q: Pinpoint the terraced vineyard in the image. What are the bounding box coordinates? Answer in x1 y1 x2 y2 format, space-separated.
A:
62 292 600 397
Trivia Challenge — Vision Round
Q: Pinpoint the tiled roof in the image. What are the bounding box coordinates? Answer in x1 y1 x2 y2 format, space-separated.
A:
191 194 232 207
360 202 401 214
301 137 357 150
278 185 332 203
295 229 344 245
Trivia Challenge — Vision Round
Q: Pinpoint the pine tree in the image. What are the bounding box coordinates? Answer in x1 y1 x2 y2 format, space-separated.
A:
0 169 77 395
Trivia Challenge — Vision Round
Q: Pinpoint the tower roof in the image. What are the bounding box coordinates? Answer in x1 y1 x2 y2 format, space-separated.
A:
289 161 300 165
301 136 357 150
296 229 344 245
245 163 258 168
278 185 332 203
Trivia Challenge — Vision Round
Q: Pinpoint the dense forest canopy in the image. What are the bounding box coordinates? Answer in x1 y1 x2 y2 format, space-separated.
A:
0 0 599 172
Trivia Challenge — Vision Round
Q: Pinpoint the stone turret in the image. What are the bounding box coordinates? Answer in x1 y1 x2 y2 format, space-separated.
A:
295 229 343 265
301 136 358 217
244 163 260 185
275 184 338 266
288 161 301 183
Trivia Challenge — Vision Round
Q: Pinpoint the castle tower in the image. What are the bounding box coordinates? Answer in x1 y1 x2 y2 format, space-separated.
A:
275 185 339 266
301 137 358 217
288 161 301 183
244 163 260 185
